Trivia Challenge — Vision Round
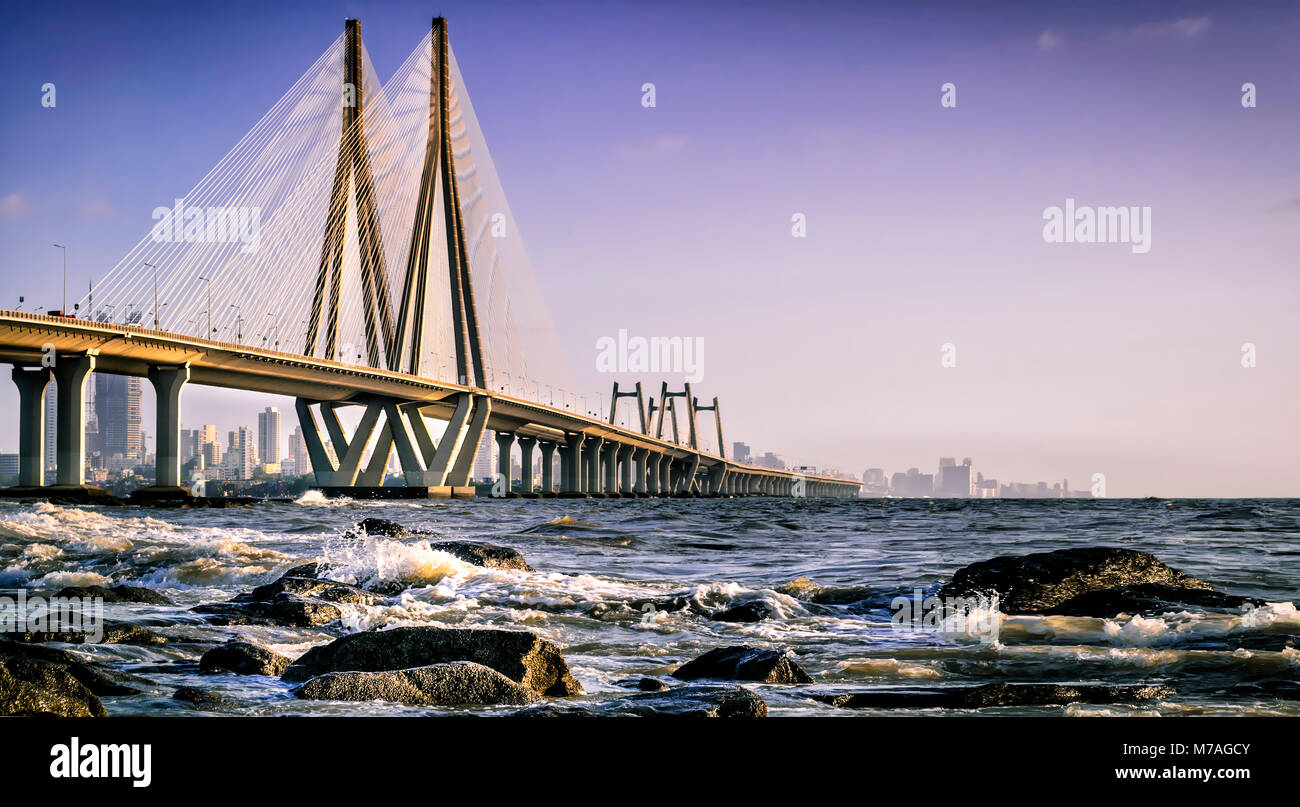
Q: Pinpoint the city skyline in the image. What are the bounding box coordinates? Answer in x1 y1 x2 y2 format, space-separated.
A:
1 0 1297 496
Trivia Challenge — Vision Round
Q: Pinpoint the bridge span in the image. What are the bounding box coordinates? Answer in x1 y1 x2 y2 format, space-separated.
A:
0 310 859 499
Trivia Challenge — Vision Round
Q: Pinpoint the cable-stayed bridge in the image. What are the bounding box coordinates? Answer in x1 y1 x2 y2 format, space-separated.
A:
0 18 859 500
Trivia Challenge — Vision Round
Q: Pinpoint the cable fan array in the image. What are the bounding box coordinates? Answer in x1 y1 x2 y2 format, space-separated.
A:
77 28 576 399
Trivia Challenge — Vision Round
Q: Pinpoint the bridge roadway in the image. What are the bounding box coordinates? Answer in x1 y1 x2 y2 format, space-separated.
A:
0 310 860 499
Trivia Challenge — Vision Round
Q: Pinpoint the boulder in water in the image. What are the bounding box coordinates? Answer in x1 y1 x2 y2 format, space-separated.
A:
54 584 172 605
712 601 776 623
199 640 292 676
937 547 1214 615
1047 582 1265 617
672 645 812 684
281 626 583 696
0 650 108 717
294 661 540 706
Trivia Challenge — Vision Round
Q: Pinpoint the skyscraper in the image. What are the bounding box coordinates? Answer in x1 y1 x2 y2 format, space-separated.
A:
43 381 56 475
257 406 281 465
96 374 142 460
472 430 495 482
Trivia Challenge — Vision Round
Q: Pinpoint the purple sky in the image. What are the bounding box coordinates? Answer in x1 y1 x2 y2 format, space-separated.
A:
1 1 1298 496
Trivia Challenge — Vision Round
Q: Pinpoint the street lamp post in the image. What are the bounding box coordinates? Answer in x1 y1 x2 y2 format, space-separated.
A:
197 275 212 337
52 244 66 314
145 261 160 329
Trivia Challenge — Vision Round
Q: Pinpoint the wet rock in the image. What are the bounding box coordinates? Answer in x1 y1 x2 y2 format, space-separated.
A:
193 593 343 628
615 677 670 692
345 520 532 572
0 640 140 696
713 601 776 623
430 541 532 572
1047 583 1266 617
672 646 812 684
679 542 737 551
250 576 383 606
4 620 167 646
172 686 229 708
938 548 1214 615
54 584 173 605
807 682 1176 710
354 517 424 537
294 661 540 706
199 640 292 676
0 652 107 717
282 626 584 696
776 577 881 606
517 686 767 718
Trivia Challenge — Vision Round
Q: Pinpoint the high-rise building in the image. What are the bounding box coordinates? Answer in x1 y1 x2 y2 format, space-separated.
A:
226 427 255 480
473 430 496 482
257 406 282 465
732 442 752 464
43 381 57 474
936 457 972 497
288 425 310 476
96 374 143 460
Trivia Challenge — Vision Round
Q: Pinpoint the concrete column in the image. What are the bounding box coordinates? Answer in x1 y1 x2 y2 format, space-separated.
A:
659 455 673 494
11 366 52 487
602 442 619 494
632 448 649 494
618 445 634 493
561 434 582 493
148 364 190 488
517 435 536 494
495 431 515 494
646 452 659 495
585 436 603 494
539 441 555 494
52 353 95 486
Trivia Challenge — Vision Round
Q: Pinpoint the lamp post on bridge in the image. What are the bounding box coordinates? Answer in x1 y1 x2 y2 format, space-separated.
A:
52 244 66 314
198 275 213 337
145 261 161 330
229 304 243 343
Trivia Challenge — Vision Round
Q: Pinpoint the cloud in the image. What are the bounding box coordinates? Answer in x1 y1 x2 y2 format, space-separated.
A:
76 198 115 220
0 192 31 219
616 133 689 159
1113 17 1211 41
1036 30 1063 51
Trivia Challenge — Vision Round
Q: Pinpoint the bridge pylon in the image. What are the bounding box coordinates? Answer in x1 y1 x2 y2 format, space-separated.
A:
305 19 395 368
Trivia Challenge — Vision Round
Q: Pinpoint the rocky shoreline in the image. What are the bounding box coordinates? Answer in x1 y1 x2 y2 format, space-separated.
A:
2 518 1293 718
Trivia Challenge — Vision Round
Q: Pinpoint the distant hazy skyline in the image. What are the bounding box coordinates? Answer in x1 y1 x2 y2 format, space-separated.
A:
2 0 1298 496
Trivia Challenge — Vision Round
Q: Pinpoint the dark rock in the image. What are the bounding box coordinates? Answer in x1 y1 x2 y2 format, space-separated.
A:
0 653 107 717
54 584 173 605
517 685 766 717
4 620 167 646
199 640 292 676
354 517 424 537
680 542 737 551
672 646 812 684
282 626 583 696
0 640 140 696
294 661 540 706
937 548 1214 615
1047 583 1266 617
776 577 881 606
430 541 532 572
281 562 329 579
193 593 343 628
713 601 776 623
615 677 670 692
250 576 383 605
807 682 1176 710
172 686 228 708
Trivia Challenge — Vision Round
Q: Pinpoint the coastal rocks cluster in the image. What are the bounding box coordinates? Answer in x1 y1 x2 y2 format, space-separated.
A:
0 515 1279 717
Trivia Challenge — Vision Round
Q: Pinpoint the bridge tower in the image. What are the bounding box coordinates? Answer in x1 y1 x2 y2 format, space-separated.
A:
305 18 395 368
